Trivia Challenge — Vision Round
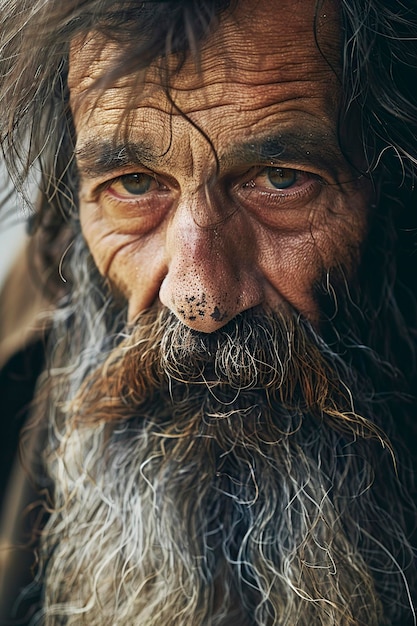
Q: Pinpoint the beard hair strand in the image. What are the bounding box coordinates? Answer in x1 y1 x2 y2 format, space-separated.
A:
30 293 416 626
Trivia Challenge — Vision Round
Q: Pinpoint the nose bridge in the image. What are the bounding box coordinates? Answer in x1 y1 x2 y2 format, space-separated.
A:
189 178 227 229
159 190 262 332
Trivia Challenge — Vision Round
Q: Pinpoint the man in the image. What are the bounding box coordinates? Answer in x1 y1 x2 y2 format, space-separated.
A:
1 0 417 624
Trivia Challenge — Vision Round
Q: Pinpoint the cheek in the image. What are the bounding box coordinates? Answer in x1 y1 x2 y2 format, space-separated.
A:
79 201 123 277
79 200 168 311
257 196 369 319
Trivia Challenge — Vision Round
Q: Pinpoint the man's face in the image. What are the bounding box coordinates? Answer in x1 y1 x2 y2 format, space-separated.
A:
41 5 417 621
70 0 372 331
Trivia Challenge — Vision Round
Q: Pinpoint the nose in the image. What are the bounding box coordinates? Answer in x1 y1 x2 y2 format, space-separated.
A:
159 193 263 333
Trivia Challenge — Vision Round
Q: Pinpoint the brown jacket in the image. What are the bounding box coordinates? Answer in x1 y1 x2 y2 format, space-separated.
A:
0 236 57 623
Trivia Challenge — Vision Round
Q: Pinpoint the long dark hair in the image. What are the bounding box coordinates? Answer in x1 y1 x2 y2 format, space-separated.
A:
1 0 416 368
1 0 417 200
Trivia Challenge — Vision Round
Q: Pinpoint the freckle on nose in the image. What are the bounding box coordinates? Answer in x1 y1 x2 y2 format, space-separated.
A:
178 293 210 322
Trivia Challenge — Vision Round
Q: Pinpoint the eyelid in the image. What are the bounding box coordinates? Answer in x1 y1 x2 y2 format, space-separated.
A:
86 163 324 203
91 170 174 231
233 165 323 215
87 167 167 201
239 165 322 190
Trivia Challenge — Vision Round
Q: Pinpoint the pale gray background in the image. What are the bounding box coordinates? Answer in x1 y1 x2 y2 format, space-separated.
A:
0 161 30 289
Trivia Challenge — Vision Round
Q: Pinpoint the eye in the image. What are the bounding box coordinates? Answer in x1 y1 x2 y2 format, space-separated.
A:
109 173 158 197
264 167 297 189
95 170 172 232
236 165 322 217
244 167 300 191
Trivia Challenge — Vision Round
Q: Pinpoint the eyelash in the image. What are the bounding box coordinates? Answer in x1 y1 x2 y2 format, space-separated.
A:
100 174 165 197
98 166 321 210
234 166 322 212
243 166 317 191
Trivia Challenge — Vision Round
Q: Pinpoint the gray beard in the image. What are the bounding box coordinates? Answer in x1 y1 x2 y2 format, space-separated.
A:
34 303 416 626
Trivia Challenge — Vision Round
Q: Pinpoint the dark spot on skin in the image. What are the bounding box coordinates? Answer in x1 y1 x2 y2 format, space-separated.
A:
210 306 228 322
198 310 205 317
186 295 196 303
188 316 197 321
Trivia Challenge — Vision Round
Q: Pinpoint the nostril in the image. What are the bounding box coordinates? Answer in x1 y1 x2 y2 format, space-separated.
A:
210 306 228 323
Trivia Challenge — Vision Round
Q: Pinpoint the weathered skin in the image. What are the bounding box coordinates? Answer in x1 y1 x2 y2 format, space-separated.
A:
70 0 372 331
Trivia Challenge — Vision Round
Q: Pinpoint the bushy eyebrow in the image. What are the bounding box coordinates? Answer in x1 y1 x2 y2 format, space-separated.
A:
75 140 156 177
220 130 344 175
76 128 346 180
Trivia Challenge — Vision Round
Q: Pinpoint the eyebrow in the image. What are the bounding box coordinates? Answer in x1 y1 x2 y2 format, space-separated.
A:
220 130 344 175
76 128 345 180
75 140 156 177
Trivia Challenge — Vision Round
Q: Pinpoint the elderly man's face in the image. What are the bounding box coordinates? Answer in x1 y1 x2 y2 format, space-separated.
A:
70 0 372 331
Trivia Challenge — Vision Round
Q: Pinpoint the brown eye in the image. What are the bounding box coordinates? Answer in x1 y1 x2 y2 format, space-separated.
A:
265 167 297 189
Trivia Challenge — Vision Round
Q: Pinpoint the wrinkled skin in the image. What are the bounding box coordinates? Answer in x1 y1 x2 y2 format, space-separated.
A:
70 0 373 331
32 3 417 624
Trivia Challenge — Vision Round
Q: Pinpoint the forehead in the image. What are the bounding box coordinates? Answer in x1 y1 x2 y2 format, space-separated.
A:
69 0 340 126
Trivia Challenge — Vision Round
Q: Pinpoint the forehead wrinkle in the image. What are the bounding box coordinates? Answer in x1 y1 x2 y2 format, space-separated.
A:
68 0 341 117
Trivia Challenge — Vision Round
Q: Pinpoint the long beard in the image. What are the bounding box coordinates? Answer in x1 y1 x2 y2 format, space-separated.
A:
35 303 417 626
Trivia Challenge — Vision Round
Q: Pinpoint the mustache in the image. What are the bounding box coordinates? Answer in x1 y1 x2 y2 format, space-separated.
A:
68 306 386 444
160 307 298 387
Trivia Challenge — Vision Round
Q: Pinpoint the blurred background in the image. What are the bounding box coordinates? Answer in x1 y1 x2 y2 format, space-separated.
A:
0 159 30 288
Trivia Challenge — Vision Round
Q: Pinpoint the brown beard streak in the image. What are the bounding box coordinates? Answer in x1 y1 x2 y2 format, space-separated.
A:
37 306 416 625
70 306 385 445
